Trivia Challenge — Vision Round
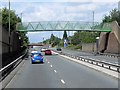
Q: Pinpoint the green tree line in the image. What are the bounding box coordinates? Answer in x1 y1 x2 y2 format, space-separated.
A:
102 8 120 25
0 8 29 48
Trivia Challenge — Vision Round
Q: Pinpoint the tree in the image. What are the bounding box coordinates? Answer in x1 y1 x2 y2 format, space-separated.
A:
49 33 55 44
70 31 99 45
71 32 81 45
0 9 2 24
42 34 61 47
63 30 68 39
1 8 29 48
102 8 120 25
19 31 29 47
1 8 21 31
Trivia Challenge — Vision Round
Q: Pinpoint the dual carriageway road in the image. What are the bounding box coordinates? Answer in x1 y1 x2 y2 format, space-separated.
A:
4 46 118 88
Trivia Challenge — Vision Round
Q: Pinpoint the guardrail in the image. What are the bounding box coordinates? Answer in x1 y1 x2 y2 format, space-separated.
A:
0 49 28 81
99 53 119 58
55 51 120 73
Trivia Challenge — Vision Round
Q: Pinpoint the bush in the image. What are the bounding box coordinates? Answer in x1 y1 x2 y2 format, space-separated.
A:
74 45 82 50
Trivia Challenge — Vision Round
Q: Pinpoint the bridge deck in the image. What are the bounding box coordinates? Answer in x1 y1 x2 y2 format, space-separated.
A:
16 21 112 32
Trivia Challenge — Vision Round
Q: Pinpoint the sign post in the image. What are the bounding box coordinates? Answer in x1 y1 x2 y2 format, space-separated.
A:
64 39 68 48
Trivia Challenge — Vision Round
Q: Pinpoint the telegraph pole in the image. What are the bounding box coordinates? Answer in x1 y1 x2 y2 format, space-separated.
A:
8 0 11 53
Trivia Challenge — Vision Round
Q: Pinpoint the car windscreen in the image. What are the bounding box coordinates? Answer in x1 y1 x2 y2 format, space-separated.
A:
33 54 41 57
46 50 51 51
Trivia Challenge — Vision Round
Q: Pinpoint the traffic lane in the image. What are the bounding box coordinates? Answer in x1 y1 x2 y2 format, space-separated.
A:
5 55 66 88
62 49 93 56
45 55 118 88
83 55 118 64
62 49 118 64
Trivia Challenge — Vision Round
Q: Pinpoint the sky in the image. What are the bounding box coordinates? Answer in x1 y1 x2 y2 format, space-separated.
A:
1 0 119 43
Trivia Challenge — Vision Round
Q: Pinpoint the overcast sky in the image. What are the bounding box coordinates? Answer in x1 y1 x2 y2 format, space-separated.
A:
1 0 119 43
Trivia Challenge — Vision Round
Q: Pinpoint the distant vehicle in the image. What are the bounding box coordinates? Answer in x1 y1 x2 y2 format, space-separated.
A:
31 52 43 64
41 48 47 52
56 47 62 53
56 47 62 51
45 50 52 55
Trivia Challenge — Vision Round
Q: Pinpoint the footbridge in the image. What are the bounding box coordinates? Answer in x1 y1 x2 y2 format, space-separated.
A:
16 21 112 32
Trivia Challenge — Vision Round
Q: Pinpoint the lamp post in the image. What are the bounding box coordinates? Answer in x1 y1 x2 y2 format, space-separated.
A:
42 37 44 45
118 1 120 11
8 0 11 53
96 37 99 54
92 11 95 53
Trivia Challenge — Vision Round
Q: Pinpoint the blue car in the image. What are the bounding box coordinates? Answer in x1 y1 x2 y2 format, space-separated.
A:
31 52 43 64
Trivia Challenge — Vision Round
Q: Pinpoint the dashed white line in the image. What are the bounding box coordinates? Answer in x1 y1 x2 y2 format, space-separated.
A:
54 70 57 73
50 65 53 67
61 79 65 84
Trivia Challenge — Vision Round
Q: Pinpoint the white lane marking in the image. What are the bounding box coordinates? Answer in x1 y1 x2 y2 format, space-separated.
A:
48 62 50 63
50 65 53 67
61 79 65 84
54 70 57 73
114 62 118 64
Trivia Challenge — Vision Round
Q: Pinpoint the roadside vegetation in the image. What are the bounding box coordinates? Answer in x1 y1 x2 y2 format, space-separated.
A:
0 8 29 48
102 8 120 26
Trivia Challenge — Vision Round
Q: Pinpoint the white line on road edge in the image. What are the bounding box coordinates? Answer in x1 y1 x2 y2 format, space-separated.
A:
61 79 65 84
50 65 53 67
52 51 119 79
54 70 57 73
1 60 25 89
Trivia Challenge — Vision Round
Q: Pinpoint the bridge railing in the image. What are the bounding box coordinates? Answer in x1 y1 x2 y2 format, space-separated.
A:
16 21 112 32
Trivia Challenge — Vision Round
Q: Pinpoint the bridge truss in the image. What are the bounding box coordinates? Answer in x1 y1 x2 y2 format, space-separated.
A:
16 21 112 32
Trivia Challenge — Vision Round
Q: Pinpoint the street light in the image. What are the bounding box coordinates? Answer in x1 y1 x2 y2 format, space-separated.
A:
8 0 11 53
96 37 99 54
42 37 44 45
92 11 95 53
17 12 23 22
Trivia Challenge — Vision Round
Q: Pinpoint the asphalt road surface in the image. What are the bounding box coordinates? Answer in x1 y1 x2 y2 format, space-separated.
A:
58 48 118 65
5 49 118 88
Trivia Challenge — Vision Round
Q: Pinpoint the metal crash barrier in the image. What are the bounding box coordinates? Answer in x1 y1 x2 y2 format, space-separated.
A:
55 51 120 73
0 49 28 81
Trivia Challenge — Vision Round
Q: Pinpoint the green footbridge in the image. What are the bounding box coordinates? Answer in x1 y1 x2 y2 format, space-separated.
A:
16 21 112 32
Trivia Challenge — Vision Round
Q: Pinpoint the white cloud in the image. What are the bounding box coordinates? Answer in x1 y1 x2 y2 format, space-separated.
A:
91 0 119 3
66 4 97 13
1 0 119 2
1 1 118 43
21 3 97 22
22 6 56 21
